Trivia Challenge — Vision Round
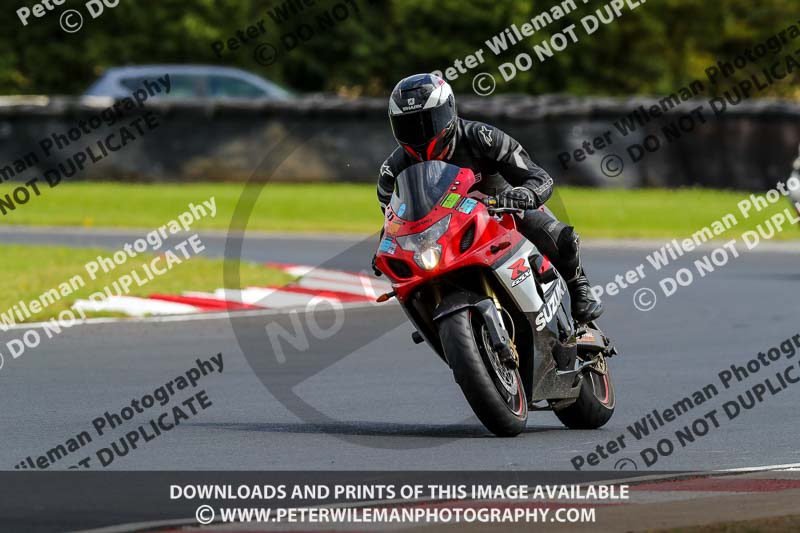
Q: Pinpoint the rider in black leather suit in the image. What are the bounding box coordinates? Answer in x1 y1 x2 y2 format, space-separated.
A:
375 73 603 323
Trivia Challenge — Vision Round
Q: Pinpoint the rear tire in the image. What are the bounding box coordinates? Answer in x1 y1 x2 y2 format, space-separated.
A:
439 308 527 437
553 359 615 429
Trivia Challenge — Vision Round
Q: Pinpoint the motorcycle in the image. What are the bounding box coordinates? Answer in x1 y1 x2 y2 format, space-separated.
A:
374 160 617 437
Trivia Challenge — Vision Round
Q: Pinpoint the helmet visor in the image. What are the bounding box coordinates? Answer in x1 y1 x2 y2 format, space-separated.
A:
390 105 454 147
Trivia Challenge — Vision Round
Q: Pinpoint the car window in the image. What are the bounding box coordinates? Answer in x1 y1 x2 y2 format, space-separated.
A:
119 75 200 97
207 75 268 98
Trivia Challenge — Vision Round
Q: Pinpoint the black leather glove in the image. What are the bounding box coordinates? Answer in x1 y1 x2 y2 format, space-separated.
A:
372 227 385 276
497 187 537 210
371 253 382 277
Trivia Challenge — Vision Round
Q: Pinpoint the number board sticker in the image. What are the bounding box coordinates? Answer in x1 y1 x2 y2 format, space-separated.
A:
386 219 403 236
440 193 461 209
379 238 397 254
457 198 478 214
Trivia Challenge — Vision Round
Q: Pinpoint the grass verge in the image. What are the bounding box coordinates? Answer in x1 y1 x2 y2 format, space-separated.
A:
2 244 293 323
0 182 798 240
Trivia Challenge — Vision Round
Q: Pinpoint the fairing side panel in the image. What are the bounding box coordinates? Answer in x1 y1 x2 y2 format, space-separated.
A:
492 243 580 402
491 241 543 313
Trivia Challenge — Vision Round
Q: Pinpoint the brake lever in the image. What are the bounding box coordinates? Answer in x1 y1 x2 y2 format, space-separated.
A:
489 207 526 214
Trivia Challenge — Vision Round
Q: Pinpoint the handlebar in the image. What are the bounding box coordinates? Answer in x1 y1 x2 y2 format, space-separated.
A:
481 196 529 215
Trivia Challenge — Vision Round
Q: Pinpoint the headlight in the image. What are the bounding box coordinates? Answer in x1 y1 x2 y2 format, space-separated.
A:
418 247 441 270
397 215 451 270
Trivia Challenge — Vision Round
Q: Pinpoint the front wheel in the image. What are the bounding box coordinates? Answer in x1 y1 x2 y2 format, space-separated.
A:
439 308 527 437
553 356 615 429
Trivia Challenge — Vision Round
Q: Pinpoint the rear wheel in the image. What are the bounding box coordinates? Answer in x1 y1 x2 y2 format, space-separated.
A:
553 356 615 429
439 308 527 437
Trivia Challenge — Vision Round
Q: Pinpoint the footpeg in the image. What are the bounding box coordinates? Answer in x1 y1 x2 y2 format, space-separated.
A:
411 331 424 344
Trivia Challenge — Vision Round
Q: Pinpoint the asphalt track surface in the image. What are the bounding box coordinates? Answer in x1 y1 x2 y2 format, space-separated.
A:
2 227 800 472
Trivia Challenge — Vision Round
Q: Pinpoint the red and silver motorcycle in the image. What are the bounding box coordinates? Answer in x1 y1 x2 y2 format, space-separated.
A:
374 161 617 437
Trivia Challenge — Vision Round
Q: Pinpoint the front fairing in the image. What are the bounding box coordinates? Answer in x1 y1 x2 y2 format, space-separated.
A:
375 162 524 302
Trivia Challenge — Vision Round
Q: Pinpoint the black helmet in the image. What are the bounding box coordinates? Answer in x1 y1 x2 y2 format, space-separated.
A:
389 73 457 161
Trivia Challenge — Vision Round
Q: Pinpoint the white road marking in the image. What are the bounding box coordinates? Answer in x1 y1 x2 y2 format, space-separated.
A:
72 296 201 316
0 301 387 331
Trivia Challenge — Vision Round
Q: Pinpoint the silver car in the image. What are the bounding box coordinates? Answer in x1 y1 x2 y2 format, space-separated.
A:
84 65 292 100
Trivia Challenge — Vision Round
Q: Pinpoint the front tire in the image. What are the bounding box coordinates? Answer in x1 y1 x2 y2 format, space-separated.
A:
553 357 615 429
439 309 527 437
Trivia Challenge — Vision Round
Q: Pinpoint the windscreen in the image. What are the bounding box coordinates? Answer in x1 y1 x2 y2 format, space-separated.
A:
389 161 460 221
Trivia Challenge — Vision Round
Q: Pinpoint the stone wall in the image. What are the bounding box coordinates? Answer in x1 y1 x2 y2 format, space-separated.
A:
0 94 798 190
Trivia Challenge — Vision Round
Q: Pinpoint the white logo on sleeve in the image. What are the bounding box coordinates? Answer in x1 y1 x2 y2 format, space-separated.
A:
512 145 526 169
380 163 394 177
479 125 493 147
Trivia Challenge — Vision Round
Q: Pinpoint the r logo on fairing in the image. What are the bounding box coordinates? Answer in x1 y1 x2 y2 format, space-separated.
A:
508 258 531 287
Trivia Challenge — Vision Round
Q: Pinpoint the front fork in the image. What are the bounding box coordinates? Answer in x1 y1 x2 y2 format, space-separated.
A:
473 299 518 368
430 272 518 368
479 271 519 367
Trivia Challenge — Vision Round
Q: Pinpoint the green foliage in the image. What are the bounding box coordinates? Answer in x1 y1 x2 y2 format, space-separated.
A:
1 0 797 98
